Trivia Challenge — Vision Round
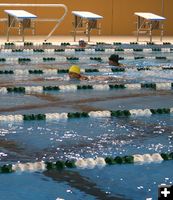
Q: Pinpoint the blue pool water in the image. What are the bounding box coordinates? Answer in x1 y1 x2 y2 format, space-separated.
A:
1 115 173 161
0 44 173 200
0 115 173 200
0 161 173 200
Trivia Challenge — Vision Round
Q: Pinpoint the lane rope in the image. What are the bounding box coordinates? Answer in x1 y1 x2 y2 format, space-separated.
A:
0 107 172 121
0 152 172 173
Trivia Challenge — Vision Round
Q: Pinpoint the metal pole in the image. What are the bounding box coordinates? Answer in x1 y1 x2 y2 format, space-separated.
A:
161 0 164 16
161 0 164 42
111 0 114 35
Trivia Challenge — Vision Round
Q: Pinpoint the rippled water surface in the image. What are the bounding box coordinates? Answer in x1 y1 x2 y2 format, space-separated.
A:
0 115 173 200
1 48 173 200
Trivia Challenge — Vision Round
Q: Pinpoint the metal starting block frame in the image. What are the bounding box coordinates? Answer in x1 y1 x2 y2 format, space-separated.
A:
72 11 103 42
134 12 166 42
0 3 68 42
5 10 37 42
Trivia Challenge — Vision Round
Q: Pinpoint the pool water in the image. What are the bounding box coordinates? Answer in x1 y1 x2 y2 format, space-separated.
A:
0 43 173 200
1 115 173 161
0 115 173 200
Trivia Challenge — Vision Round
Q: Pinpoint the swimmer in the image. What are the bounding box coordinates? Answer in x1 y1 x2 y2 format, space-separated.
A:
89 54 124 67
45 65 127 83
108 54 124 67
69 65 89 80
68 65 124 82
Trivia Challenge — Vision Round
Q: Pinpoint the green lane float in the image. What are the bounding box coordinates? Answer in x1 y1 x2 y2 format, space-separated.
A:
0 164 13 173
111 110 131 117
163 42 171 45
33 49 44 53
0 58 6 62
68 112 89 118
23 114 46 121
65 160 76 168
5 42 14 46
7 87 25 93
150 108 170 114
66 57 79 61
134 56 145 60
77 85 93 89
130 42 138 45
43 42 52 46
90 57 102 61
111 68 125 72
12 49 23 52
155 56 167 60
109 84 126 89
133 49 143 52
75 48 85 52
137 67 150 71
0 70 13 74
61 42 70 46
96 42 105 45
43 86 60 91
162 67 173 70
57 69 69 73
18 58 31 63
113 42 122 45
55 160 65 169
152 48 161 51
29 70 43 74
141 83 156 89
147 42 155 45
24 42 33 46
85 69 99 73
54 49 65 52
95 48 105 52
114 48 124 51
43 57 56 62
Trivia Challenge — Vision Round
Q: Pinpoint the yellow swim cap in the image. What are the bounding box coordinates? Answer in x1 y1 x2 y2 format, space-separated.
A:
69 65 80 74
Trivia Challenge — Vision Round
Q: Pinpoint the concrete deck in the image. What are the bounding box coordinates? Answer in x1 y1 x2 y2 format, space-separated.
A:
0 35 173 44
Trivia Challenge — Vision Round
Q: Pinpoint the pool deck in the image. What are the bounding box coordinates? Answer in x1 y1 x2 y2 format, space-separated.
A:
0 35 173 44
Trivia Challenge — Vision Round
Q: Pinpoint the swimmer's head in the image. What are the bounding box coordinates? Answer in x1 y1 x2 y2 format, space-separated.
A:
69 65 81 79
69 65 80 74
109 54 119 66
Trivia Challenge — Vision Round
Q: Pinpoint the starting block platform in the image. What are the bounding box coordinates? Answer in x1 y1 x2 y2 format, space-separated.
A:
5 10 37 42
72 11 103 42
134 12 166 42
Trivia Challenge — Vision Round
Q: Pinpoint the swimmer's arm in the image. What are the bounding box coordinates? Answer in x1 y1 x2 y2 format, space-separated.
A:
87 76 110 81
88 76 125 81
88 63 106 67
80 75 89 81
45 77 65 81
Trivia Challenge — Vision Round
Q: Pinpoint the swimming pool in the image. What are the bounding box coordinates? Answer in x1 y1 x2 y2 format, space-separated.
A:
0 42 173 200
